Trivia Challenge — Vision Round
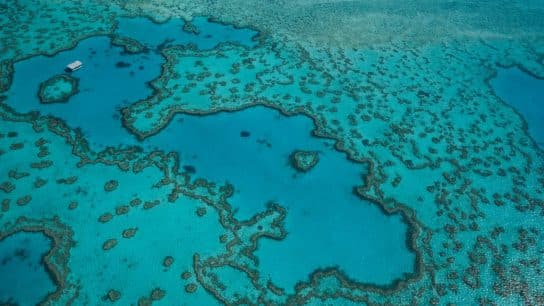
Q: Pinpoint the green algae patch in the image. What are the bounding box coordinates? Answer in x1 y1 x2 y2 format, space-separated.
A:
38 74 79 104
289 150 319 172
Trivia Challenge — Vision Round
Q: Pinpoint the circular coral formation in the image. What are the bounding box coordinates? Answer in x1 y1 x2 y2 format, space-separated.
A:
105 289 121 302
289 150 319 172
162 256 174 268
122 228 137 239
130 198 142 206
104 180 119 192
150 288 165 301
67 201 78 210
181 271 192 280
195 207 207 217
38 74 79 104
185 283 197 293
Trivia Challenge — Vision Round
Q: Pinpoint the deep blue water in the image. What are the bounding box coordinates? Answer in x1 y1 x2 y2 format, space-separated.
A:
4 17 414 293
491 68 544 148
0 232 55 305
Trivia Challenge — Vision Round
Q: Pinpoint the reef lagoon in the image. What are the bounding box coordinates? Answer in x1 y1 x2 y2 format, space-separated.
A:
491 68 544 148
1 1 544 305
0 232 55 305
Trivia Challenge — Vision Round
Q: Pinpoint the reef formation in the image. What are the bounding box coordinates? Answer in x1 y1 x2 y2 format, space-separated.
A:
38 74 79 104
290 150 319 172
0 0 543 305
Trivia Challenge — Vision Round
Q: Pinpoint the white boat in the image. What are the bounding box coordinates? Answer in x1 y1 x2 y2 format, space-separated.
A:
66 60 83 72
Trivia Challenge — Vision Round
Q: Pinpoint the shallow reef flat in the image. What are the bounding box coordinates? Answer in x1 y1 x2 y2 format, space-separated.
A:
118 34 544 304
1 0 544 305
112 0 544 47
0 104 289 304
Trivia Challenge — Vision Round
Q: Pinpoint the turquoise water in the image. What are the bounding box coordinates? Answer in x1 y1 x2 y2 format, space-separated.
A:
491 68 544 148
2 3 544 305
0 232 55 305
6 36 159 146
155 107 415 290
5 17 257 149
4 17 414 293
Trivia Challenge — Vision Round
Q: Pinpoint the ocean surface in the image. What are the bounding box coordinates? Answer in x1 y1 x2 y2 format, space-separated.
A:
1 2 543 305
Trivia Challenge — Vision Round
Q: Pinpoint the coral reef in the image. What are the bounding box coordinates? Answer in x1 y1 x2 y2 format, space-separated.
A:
38 74 79 104
1 0 543 305
110 35 147 54
290 150 319 172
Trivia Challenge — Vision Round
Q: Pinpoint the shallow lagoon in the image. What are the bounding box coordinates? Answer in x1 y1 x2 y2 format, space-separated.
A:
4 16 414 294
0 232 55 305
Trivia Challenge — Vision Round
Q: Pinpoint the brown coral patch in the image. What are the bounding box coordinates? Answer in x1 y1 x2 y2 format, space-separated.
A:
185 283 197 293
122 228 137 239
98 212 113 223
102 238 118 251
104 180 119 192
